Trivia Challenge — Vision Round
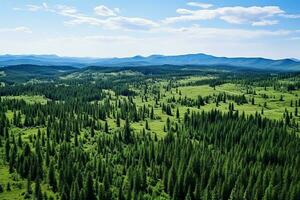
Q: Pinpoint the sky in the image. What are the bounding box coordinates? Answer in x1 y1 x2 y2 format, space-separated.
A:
0 0 300 59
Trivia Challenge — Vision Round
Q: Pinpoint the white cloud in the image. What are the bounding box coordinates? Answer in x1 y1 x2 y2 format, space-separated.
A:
0 26 32 33
187 2 213 9
27 4 43 11
164 6 284 26
94 5 116 17
13 7 22 11
60 5 158 30
15 3 157 30
154 25 292 40
280 14 300 19
42 3 48 9
26 2 48 12
56 5 78 15
252 20 278 26
7 3 300 59
107 17 159 30
63 15 158 30
14 3 50 12
176 8 195 15
3 26 298 58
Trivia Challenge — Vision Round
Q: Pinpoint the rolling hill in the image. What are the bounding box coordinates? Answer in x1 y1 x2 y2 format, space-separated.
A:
0 53 299 71
0 64 76 83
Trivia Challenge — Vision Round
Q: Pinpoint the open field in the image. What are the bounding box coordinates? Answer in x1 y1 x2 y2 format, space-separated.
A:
2 95 48 105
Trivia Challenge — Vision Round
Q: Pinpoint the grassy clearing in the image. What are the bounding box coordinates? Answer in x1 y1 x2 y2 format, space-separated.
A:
177 75 216 84
0 165 57 200
0 166 26 200
2 95 48 105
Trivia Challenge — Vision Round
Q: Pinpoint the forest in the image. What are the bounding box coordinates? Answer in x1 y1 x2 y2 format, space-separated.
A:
0 66 300 200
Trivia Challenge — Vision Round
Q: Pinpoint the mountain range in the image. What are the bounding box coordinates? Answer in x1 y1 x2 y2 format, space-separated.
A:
0 53 300 71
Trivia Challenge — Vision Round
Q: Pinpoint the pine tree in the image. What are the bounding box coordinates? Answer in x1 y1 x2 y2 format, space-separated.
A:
104 121 109 133
91 126 95 137
98 183 105 200
26 178 32 194
84 172 96 200
70 180 80 200
34 178 43 200
145 120 150 130
61 185 69 200
124 118 133 144
116 113 121 127
150 107 154 119
5 139 10 162
176 108 180 119
6 182 11 191
48 160 57 192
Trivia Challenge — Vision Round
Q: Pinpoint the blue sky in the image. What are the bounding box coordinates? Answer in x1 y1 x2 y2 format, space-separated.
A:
1 0 300 59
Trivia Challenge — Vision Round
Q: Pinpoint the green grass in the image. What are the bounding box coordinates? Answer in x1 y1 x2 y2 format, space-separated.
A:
177 75 216 84
0 165 57 200
0 126 53 200
0 166 26 200
2 95 48 105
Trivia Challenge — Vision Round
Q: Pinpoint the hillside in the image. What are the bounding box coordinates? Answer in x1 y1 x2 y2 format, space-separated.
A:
0 64 76 83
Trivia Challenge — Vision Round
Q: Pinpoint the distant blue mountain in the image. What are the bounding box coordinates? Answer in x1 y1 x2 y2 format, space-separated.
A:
0 54 106 68
0 53 299 71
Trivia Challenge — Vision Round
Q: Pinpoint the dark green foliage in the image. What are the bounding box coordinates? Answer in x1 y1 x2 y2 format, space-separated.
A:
6 182 11 191
34 178 43 200
48 160 57 192
1 70 300 200
84 173 96 200
123 118 133 144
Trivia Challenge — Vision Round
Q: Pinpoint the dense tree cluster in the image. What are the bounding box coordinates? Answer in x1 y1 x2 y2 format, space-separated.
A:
1 71 300 200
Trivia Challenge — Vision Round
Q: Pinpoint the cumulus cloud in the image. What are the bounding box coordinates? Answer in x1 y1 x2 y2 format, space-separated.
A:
13 3 50 12
15 3 157 30
0 26 32 33
26 5 42 11
62 5 158 30
12 3 299 34
107 17 159 30
252 20 278 26
56 5 78 15
94 5 116 17
7 26 298 58
187 2 213 9
154 25 292 40
280 14 300 19
7 2 300 58
164 6 284 26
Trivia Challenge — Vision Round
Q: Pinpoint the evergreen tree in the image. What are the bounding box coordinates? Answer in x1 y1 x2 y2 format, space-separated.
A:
123 118 133 144
48 160 57 192
84 172 96 200
176 108 180 119
34 178 43 200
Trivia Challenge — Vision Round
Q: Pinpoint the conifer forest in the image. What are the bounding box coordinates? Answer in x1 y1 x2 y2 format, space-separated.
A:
0 66 300 200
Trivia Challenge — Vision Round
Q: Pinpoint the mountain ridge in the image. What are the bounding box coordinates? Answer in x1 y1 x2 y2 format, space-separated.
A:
0 53 299 71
